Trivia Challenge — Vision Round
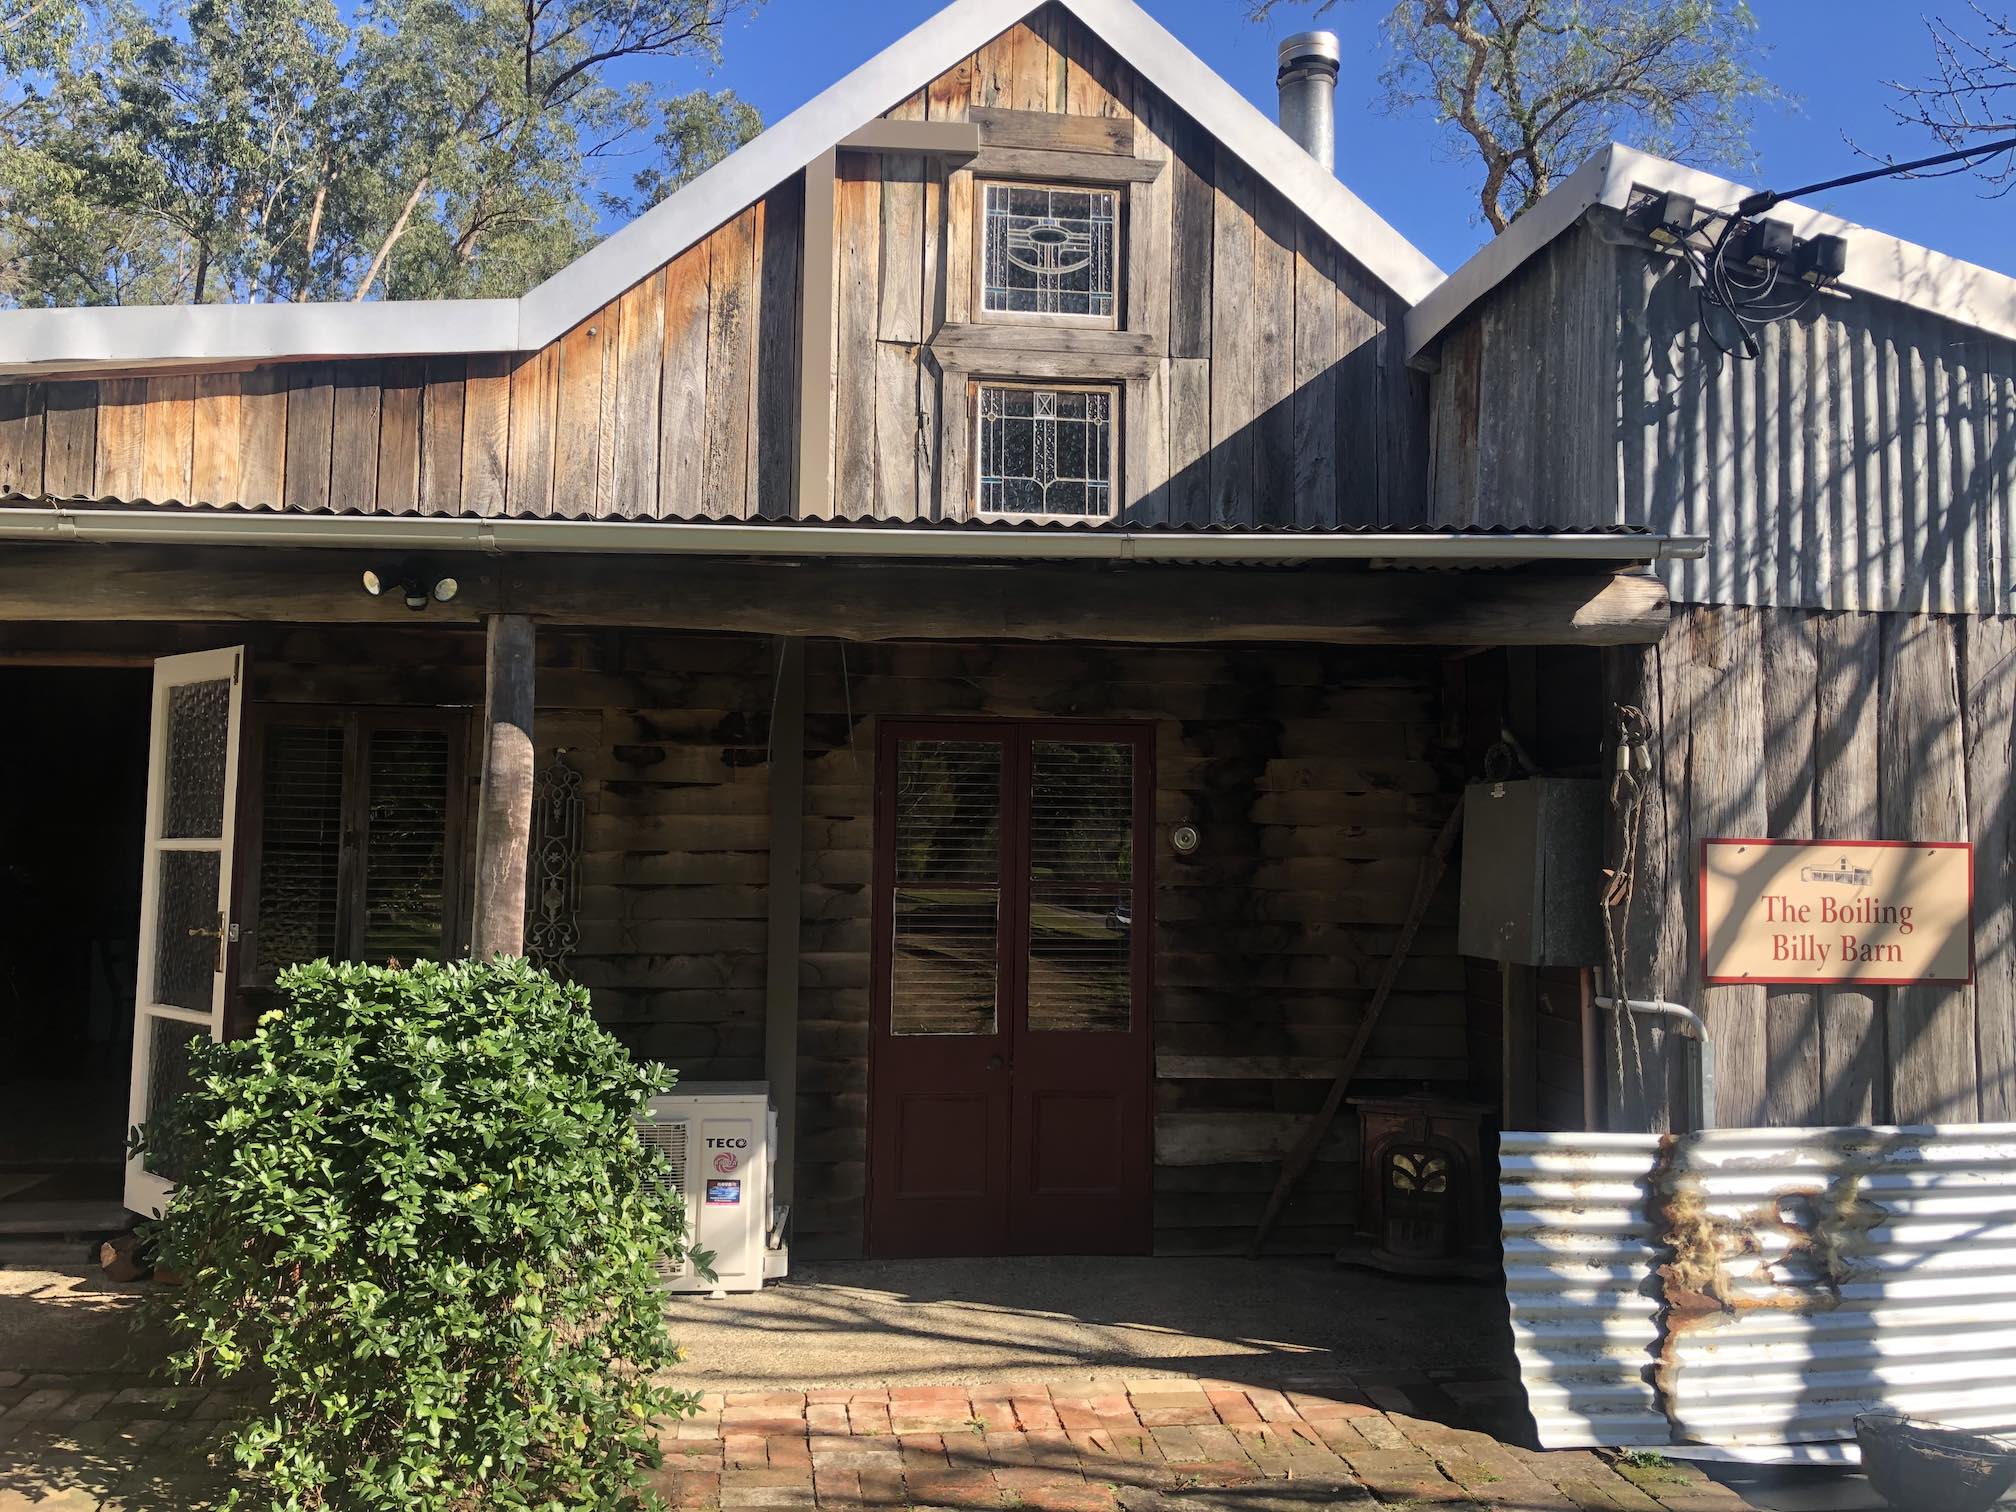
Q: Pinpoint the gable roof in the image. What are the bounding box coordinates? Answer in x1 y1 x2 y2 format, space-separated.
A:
0 0 1442 378
1406 142 2016 358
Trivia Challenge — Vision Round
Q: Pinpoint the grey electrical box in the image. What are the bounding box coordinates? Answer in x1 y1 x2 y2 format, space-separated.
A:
1457 778 1605 967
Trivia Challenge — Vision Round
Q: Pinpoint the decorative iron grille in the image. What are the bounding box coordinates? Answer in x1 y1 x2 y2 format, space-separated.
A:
526 752 583 979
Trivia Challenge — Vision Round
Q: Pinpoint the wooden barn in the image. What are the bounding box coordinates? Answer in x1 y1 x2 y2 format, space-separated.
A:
0 0 2005 1270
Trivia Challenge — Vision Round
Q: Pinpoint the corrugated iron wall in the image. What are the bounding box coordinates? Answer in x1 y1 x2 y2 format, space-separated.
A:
1501 1124 2016 1456
1427 216 2016 616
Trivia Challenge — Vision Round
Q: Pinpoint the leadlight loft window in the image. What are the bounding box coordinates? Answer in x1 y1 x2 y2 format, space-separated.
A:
981 183 1118 321
976 383 1116 520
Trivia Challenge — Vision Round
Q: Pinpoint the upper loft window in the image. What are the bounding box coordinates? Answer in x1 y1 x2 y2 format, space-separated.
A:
976 383 1115 520
981 183 1118 322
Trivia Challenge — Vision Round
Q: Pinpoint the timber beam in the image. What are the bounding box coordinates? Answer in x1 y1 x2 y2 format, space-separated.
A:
0 544 1672 646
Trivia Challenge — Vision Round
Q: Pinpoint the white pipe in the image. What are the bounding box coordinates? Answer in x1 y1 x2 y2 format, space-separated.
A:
0 506 1710 563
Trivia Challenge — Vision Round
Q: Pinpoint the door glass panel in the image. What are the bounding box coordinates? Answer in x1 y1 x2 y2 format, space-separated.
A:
1030 742 1132 882
256 724 345 977
161 678 232 839
1027 742 1133 1033
363 728 452 961
154 848 222 1010
892 890 1000 1035
894 740 1001 884
144 1015 208 1180
891 739 1002 1036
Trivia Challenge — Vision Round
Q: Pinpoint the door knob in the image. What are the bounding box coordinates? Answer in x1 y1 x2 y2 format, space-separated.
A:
986 1055 1005 1072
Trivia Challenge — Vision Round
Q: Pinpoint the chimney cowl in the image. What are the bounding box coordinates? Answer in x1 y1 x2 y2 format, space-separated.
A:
1277 30 1343 73
1276 30 1341 174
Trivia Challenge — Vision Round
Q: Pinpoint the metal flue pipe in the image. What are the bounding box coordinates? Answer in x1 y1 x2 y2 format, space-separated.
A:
1276 31 1340 172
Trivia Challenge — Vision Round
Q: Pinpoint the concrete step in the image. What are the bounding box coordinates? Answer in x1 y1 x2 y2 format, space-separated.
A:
0 1200 134 1238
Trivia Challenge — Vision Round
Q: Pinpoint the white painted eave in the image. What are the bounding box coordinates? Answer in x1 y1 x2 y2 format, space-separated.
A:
0 0 1442 379
0 505 1706 563
0 299 522 376
1406 142 2016 358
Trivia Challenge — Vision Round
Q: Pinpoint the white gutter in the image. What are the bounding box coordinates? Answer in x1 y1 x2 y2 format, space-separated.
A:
0 506 1708 562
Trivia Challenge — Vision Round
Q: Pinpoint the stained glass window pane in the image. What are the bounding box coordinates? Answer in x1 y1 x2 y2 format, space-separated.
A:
162 678 232 839
977 385 1115 519
982 183 1118 318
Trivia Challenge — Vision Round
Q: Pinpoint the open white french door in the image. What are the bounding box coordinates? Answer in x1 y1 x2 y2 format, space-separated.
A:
124 647 247 1216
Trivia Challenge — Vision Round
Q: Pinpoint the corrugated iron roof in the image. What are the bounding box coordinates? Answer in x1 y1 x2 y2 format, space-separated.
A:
0 491 1658 538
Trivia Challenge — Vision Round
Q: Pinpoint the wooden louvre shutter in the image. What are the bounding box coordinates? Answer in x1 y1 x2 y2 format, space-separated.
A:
253 722 346 980
248 713 463 983
361 726 453 962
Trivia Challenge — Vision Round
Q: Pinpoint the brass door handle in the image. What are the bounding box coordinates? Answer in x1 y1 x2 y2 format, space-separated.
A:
186 913 227 970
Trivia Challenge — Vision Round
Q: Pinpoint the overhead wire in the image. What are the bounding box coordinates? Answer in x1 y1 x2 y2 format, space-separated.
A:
1673 133 2016 360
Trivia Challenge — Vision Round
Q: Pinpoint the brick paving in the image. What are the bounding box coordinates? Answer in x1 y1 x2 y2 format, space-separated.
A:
0 1369 1761 1511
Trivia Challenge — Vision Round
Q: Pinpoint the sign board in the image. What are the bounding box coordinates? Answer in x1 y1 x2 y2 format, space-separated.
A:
1700 839 1973 986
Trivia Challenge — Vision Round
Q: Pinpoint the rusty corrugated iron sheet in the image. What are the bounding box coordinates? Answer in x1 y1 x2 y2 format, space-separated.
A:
1500 1124 2016 1460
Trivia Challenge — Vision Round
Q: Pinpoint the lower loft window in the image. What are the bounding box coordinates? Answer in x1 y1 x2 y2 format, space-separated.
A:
976 383 1116 520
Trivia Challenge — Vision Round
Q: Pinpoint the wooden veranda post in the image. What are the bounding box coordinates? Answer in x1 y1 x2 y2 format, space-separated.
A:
473 614 536 959
765 638 806 1210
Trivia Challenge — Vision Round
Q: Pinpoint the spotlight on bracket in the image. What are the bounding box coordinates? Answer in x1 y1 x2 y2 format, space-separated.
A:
362 565 459 612
1733 217 1796 268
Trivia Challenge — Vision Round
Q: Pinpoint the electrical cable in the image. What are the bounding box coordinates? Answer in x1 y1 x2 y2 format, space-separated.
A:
1679 133 2016 359
1733 133 2016 218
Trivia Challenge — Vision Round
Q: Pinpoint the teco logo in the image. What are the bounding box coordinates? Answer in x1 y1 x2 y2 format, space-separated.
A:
705 1138 748 1149
713 1151 739 1174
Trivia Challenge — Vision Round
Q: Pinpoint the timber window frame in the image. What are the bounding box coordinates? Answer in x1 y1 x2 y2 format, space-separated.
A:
975 180 1122 328
237 706 471 986
972 380 1120 521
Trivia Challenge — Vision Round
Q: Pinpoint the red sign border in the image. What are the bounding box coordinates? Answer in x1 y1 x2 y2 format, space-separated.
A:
1698 837 1976 988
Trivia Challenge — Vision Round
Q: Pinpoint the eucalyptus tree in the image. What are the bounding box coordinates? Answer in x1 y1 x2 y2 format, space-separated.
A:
1889 5 2016 193
0 0 764 305
1245 0 1776 232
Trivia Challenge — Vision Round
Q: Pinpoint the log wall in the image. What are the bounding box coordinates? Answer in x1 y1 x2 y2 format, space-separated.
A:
0 8 1425 530
0 620 1481 1254
794 639 1469 1258
1602 606 2016 1130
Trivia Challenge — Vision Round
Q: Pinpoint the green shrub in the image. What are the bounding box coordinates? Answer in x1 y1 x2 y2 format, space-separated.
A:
141 957 699 1511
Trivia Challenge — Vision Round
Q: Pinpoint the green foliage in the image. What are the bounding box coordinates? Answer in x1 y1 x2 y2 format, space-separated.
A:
1244 0 1775 232
140 958 699 1511
623 87 764 214
0 0 764 305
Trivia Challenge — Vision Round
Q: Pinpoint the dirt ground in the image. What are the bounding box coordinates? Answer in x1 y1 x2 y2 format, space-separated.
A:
661 1256 1516 1390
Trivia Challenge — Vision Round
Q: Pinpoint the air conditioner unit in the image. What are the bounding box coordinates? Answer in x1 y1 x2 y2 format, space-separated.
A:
636 1081 789 1296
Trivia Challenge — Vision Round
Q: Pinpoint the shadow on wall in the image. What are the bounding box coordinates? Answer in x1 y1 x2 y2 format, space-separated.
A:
1606 604 2015 1133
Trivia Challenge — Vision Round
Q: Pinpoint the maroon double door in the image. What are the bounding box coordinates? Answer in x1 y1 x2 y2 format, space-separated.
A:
868 720 1152 1257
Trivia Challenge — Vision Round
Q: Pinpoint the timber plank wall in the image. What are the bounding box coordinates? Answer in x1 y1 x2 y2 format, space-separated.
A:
1603 606 2016 1130
0 7 1425 530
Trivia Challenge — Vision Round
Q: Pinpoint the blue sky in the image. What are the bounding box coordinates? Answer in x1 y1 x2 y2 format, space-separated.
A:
644 0 2014 281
